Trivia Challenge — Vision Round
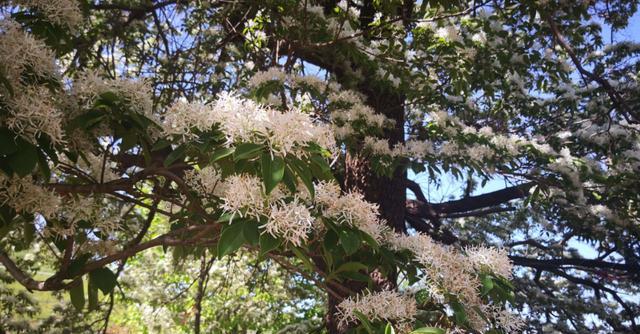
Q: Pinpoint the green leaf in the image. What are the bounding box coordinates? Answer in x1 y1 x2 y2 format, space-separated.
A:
335 261 368 274
163 145 187 167
0 128 18 156
69 280 85 311
282 165 298 193
291 248 315 272
233 143 263 161
242 221 260 246
309 154 333 180
67 110 107 130
87 277 99 311
451 300 468 325
151 139 172 152
119 131 138 152
211 147 235 162
23 220 35 245
340 271 371 283
288 156 314 198
67 253 91 277
217 222 246 258
261 153 285 194
0 205 16 227
89 268 117 294
481 274 494 295
37 149 51 180
8 140 38 177
259 233 281 256
339 229 362 255
353 310 374 334
385 323 396 334
410 327 445 334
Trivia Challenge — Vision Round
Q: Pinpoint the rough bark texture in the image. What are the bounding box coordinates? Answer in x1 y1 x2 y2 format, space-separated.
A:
344 90 407 231
327 88 406 334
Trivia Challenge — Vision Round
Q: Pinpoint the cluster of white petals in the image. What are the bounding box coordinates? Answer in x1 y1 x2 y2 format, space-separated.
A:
45 196 123 238
363 137 435 159
162 92 335 155
0 175 61 219
336 290 417 327
184 166 224 198
386 232 517 331
466 246 513 279
12 0 82 30
220 174 265 219
315 181 387 242
5 86 65 144
0 19 64 144
247 67 289 88
0 19 57 83
265 197 314 247
73 70 154 118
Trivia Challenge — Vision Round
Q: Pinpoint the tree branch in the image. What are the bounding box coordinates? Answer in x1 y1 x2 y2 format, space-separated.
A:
406 182 534 219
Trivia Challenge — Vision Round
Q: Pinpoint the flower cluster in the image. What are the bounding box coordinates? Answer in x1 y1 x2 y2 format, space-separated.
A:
265 197 314 247
12 0 83 30
315 181 388 242
0 174 61 219
162 92 335 155
336 290 417 327
0 19 64 144
220 174 266 220
386 232 518 331
184 166 224 198
72 70 154 119
466 246 513 279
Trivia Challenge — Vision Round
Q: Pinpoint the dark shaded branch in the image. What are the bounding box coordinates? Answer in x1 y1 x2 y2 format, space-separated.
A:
510 255 640 277
406 182 534 219
0 223 219 291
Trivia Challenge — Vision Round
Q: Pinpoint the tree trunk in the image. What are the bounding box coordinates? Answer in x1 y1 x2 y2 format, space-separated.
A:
194 252 208 334
344 89 406 230
327 89 406 333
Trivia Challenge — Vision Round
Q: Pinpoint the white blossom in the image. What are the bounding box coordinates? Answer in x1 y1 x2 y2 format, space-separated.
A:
220 174 266 219
336 290 417 326
265 197 314 247
0 175 61 219
12 0 82 30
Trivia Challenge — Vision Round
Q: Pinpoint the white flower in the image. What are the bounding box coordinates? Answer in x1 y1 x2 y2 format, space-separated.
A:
465 246 513 278
247 67 288 88
221 174 266 219
0 19 57 85
472 31 487 44
435 25 461 43
5 86 65 145
315 183 387 242
73 70 154 119
264 197 314 247
12 0 82 30
336 290 417 326
0 175 61 219
184 166 224 197
162 92 335 154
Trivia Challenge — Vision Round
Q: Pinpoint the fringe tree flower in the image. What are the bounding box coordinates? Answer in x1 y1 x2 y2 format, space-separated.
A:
220 174 266 219
336 290 417 327
264 197 314 247
0 175 61 219
466 246 513 279
12 0 82 30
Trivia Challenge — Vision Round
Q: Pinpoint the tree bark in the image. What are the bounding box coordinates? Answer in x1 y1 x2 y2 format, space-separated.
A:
344 90 407 231
194 251 208 334
327 86 406 333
